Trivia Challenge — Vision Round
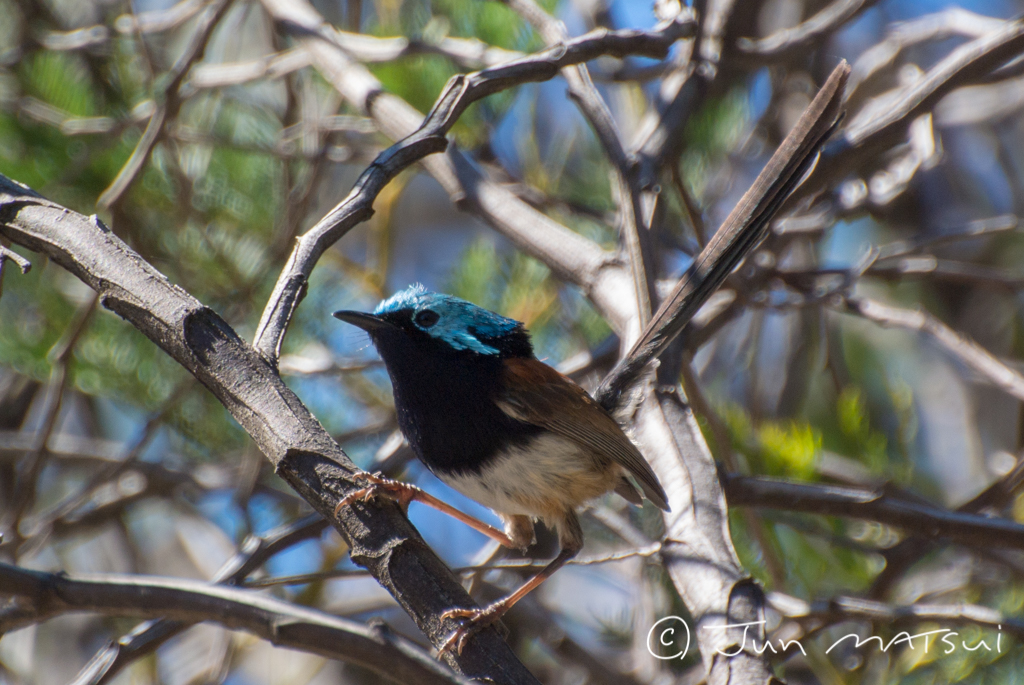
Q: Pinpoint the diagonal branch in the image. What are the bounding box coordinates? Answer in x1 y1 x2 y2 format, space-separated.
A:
0 562 472 685
737 0 881 58
596 61 850 411
253 4 696 360
97 0 233 210
498 0 694 325
0 175 539 683
844 296 1024 403
816 17 1024 187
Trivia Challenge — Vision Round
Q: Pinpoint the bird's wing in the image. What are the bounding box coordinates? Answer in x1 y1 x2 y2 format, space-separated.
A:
497 357 670 511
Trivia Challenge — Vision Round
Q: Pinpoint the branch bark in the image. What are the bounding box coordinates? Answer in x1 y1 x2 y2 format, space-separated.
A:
253 3 695 359
0 175 538 684
0 562 473 685
723 474 1024 550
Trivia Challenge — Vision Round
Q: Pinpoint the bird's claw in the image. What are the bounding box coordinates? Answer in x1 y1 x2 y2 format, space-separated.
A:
333 472 421 517
436 604 506 657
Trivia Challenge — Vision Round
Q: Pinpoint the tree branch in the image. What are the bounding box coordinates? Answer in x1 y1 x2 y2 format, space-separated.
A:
771 592 1024 641
0 562 472 685
70 514 329 685
253 3 695 360
723 474 1024 550
737 0 881 58
844 296 1024 403
97 0 233 210
596 62 850 411
0 175 539 683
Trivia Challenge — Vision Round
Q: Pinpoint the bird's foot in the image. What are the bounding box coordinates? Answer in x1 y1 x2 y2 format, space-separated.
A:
437 601 510 657
333 472 421 517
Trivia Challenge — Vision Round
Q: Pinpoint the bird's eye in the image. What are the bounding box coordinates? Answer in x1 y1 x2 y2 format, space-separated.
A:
415 310 440 328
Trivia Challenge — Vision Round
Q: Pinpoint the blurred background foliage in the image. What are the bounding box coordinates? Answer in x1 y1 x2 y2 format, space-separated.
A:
4 0 1024 683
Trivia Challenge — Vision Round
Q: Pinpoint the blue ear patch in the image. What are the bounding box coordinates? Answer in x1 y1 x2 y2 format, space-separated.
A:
375 284 522 355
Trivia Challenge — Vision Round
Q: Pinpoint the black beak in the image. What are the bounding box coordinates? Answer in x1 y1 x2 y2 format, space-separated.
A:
332 310 393 332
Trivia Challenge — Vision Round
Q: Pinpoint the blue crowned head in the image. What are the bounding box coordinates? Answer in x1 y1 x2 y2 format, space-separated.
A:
334 284 534 359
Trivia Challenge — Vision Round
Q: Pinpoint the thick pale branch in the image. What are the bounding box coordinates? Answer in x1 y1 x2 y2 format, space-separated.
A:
0 562 472 685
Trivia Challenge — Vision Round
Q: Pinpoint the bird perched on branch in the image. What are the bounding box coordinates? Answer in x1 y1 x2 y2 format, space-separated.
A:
333 284 669 655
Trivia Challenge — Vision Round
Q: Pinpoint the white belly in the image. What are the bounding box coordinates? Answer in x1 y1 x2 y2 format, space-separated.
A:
435 432 620 520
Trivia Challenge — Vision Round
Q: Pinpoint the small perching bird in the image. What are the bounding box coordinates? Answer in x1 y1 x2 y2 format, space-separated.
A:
333 284 669 654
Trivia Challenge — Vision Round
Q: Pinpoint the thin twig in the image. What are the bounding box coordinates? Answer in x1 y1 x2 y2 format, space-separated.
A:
501 0 689 325
824 17 1024 185
97 0 233 210
846 8 1005 95
242 541 668 588
3 291 98 551
0 244 31 274
18 380 195 556
737 0 881 57
770 591 1024 641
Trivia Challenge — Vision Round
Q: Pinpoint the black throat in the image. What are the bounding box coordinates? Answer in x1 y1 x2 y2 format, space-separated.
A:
369 321 541 476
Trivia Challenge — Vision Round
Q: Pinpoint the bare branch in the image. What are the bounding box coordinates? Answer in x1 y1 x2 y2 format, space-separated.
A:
243 542 668 587
844 297 1024 403
71 515 329 685
771 592 1024 641
828 17 1024 179
597 62 850 411
254 3 694 359
870 461 1024 598
40 0 208 50
0 562 473 685
0 244 30 274
186 47 312 90
0 175 539 683
2 292 97 550
97 0 233 210
499 0 694 324
847 8 1005 95
723 474 1024 550
737 0 881 58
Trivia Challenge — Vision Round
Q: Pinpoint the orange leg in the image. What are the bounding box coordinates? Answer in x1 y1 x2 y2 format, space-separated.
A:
437 546 578 656
437 510 584 656
334 472 517 549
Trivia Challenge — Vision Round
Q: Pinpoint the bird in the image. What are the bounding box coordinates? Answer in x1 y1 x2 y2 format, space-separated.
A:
332 284 669 655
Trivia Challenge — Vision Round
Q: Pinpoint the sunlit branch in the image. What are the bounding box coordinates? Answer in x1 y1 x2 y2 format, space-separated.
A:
723 473 1024 550
844 296 1024 402
0 562 472 685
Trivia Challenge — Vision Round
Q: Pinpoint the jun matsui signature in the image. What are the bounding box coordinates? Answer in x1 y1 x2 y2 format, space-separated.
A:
647 618 1006 660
